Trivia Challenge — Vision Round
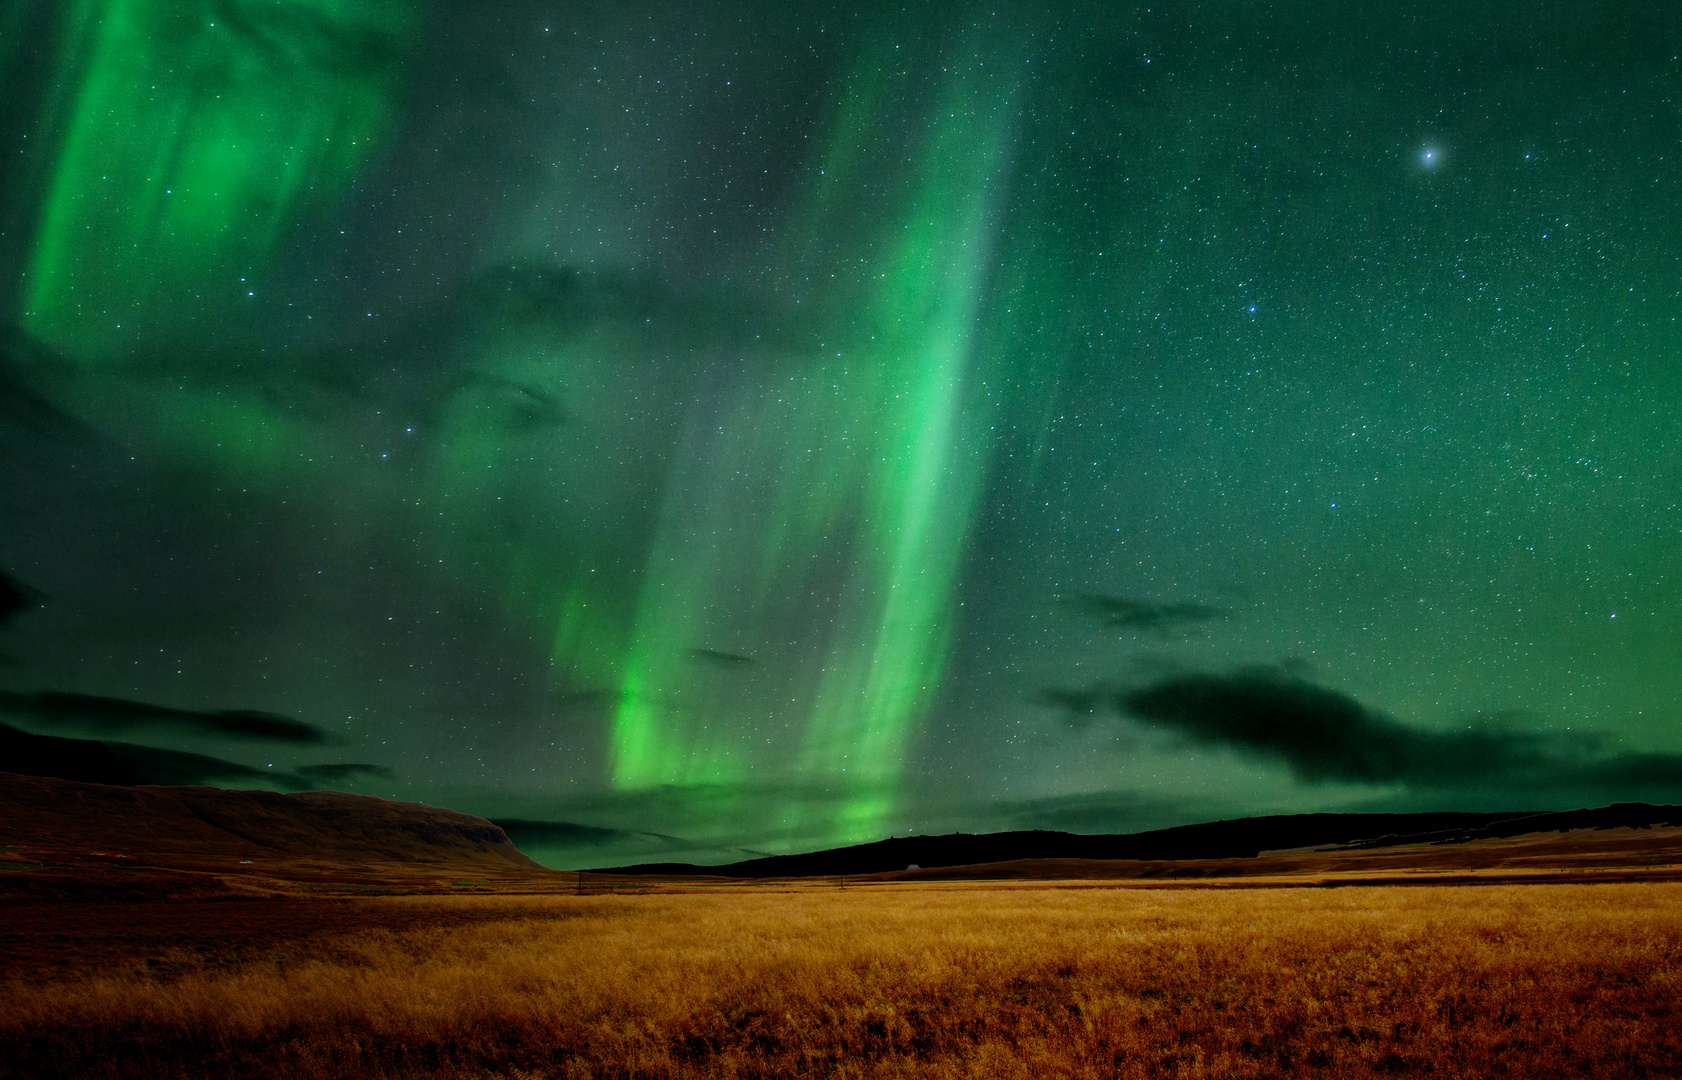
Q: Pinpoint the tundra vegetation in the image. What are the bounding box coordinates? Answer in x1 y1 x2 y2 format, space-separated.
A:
3 882 1679 1078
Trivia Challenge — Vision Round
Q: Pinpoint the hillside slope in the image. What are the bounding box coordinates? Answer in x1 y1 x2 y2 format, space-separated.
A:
0 772 543 894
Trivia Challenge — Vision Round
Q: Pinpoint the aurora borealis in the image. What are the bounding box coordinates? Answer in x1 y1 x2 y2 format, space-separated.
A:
3 1 1681 867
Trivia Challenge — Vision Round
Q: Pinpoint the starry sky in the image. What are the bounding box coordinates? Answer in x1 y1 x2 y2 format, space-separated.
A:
3 0 1681 868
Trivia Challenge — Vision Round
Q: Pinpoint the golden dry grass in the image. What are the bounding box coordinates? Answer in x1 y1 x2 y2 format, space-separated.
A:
4 881 1680 1078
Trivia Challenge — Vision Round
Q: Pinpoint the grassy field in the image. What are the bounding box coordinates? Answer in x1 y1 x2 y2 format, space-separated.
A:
3 881 1680 1078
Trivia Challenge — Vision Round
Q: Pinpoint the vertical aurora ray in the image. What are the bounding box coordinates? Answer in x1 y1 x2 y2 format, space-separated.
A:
20 0 412 361
607 33 1018 845
793 60 1016 838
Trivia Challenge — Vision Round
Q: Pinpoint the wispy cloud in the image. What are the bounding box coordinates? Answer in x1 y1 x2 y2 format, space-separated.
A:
296 762 394 782
2 720 391 791
686 648 756 668
103 742 310 787
0 691 327 743
1068 593 1228 631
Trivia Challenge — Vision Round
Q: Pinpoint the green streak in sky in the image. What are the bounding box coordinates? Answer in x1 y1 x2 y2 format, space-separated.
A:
608 38 1016 844
22 0 411 360
796 60 1014 838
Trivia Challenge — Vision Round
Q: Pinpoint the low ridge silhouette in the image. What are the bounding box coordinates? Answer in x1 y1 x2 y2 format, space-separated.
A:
593 805 1682 877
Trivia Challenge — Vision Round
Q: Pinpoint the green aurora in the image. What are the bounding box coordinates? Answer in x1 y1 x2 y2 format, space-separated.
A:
3 1 1681 867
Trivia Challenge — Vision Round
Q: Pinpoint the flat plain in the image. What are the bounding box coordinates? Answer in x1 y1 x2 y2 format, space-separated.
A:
4 879 1680 1079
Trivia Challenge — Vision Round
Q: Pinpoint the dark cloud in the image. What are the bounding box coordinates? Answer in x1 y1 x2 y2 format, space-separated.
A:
0 720 307 788
1070 593 1228 631
1 720 143 785
295 762 394 782
1050 666 1682 796
687 648 756 668
103 743 309 788
1124 668 1548 785
0 570 39 626
0 691 327 743
0 571 39 661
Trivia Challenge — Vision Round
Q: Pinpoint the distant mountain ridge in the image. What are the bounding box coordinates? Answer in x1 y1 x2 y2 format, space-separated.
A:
0 771 541 871
593 804 1682 878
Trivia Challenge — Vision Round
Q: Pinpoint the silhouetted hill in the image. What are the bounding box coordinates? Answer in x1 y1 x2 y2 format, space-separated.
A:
592 804 1682 877
1346 803 1682 847
0 771 542 872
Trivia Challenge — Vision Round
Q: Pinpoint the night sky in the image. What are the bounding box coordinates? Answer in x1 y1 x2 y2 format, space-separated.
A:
3 1 1681 868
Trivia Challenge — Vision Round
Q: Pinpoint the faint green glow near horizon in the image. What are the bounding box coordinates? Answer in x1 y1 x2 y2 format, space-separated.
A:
608 40 1017 845
22 0 411 361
